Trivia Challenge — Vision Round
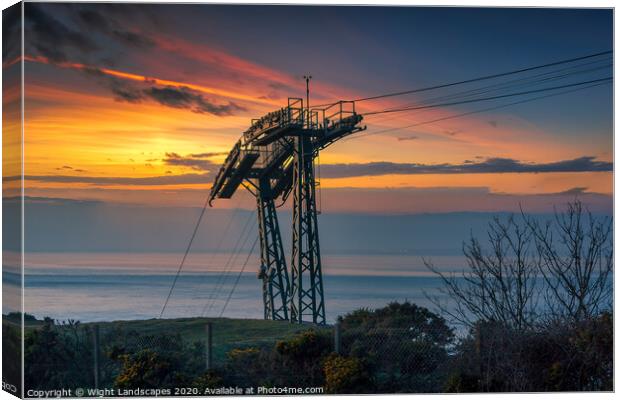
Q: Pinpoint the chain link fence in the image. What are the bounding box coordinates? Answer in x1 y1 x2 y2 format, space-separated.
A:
335 324 453 393
22 317 455 394
23 314 611 395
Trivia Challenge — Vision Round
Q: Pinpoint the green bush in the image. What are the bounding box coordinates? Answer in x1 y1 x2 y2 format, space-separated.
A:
115 350 173 389
323 354 371 393
3 320 22 393
192 370 225 390
24 318 93 390
446 313 613 392
222 329 332 387
339 302 454 392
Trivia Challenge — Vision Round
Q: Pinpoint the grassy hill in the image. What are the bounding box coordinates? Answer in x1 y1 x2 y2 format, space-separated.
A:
86 317 322 359
5 314 329 362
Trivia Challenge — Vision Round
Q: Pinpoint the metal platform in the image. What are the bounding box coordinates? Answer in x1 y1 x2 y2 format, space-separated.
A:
208 97 365 323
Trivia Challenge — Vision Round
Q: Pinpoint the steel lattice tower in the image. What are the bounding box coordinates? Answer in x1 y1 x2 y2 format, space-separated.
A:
290 134 325 324
256 177 290 320
209 95 364 324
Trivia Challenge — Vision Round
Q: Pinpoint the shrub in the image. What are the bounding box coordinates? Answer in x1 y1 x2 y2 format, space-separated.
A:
192 370 225 390
339 302 454 392
114 350 173 389
323 354 371 394
446 313 613 392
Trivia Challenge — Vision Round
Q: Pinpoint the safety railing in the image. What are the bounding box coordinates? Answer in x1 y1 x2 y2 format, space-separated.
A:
243 98 305 144
311 101 358 133
324 101 357 130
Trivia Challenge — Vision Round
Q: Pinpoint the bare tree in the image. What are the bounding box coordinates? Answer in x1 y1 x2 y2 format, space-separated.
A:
424 215 539 330
425 201 613 392
524 201 613 322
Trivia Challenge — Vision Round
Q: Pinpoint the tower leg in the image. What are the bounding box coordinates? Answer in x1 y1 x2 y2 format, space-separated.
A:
256 178 290 320
290 136 326 325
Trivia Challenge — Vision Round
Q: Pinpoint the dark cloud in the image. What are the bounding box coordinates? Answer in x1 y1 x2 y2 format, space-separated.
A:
77 9 110 31
2 3 22 62
145 86 246 116
189 152 228 158
319 156 613 178
99 56 117 68
7 156 609 188
89 3 166 28
5 156 611 187
23 5 243 116
268 82 289 91
25 3 98 63
110 82 144 103
23 4 158 65
56 165 85 171
163 152 219 171
146 87 199 108
81 66 144 102
259 92 282 101
397 136 419 142
77 9 155 49
21 196 103 205
8 173 212 186
81 66 105 77
82 69 245 115
112 30 155 49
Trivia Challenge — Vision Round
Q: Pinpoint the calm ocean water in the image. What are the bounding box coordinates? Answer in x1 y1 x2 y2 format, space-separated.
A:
20 273 452 324
5 252 463 324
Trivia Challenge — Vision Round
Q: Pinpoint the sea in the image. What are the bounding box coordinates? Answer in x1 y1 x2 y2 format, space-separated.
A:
5 252 466 324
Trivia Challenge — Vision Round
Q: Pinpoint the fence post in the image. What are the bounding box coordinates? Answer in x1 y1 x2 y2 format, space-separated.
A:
334 321 341 355
205 322 213 370
93 324 100 389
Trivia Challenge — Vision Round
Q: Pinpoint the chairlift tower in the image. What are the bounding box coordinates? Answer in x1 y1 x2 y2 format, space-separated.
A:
256 176 290 320
209 92 365 324
290 75 324 323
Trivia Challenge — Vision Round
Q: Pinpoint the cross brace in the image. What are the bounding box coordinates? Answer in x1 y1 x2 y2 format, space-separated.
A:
256 177 290 320
290 135 326 324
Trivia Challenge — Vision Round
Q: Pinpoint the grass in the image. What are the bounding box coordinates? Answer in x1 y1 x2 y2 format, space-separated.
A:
97 317 330 360
6 314 330 361
90 317 315 350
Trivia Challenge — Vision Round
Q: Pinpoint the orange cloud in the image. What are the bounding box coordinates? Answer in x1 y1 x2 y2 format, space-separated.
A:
24 55 279 107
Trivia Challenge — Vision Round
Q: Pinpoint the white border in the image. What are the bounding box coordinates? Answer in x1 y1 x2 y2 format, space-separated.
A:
0 2 616 400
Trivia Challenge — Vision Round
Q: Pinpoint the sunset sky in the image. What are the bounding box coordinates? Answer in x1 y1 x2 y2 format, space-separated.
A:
7 4 613 214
